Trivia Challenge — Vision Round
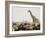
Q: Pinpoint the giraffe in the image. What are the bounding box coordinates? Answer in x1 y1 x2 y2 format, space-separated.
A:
28 10 40 27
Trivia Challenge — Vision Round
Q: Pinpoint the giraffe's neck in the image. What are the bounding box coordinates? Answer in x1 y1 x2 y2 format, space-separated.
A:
29 12 33 18
29 12 40 23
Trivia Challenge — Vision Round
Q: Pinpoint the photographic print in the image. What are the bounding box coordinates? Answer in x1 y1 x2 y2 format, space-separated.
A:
5 1 45 37
12 5 40 31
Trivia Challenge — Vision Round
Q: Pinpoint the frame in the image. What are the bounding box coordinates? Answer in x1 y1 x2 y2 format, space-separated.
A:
5 1 45 37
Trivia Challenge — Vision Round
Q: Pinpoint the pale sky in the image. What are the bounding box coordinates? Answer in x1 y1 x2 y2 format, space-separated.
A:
12 6 40 22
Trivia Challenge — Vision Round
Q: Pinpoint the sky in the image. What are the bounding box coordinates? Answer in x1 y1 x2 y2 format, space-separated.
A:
12 6 40 22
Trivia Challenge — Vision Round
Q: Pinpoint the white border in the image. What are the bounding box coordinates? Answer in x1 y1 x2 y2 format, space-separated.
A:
9 4 43 34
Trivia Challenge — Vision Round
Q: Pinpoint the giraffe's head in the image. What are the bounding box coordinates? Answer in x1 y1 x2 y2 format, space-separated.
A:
28 10 32 13
28 10 31 12
28 10 32 15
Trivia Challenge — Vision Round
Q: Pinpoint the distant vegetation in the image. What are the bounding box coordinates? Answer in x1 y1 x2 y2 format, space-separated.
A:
12 22 40 31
